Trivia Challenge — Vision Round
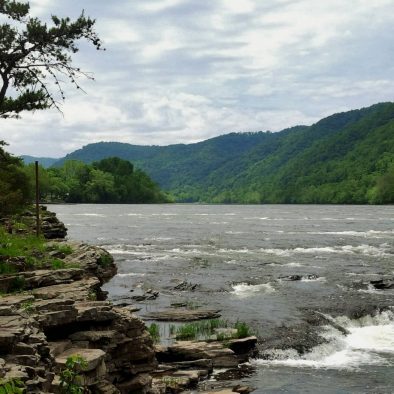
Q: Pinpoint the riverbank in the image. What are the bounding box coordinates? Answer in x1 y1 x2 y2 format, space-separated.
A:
0 209 258 393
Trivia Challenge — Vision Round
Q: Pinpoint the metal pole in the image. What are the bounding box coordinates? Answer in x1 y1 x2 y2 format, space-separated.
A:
35 161 40 237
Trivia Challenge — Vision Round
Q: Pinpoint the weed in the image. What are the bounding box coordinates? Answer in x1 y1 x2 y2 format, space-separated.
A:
173 319 254 341
97 253 112 267
0 378 24 393
87 291 97 301
56 244 73 255
148 323 160 343
51 259 66 270
169 324 176 335
234 321 252 338
59 355 88 394
21 300 35 314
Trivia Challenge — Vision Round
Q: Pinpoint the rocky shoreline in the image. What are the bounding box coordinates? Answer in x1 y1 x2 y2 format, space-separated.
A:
0 211 258 393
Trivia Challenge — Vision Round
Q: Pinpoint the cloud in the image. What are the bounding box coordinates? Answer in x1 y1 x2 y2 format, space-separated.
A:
1 0 393 156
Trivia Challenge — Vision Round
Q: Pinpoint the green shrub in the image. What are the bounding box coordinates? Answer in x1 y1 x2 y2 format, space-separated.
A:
97 253 112 267
59 355 88 394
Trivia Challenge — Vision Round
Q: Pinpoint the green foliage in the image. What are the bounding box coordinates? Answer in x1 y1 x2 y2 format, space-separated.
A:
31 157 169 203
59 355 88 394
50 259 66 270
0 378 25 394
0 228 73 281
0 142 31 216
148 323 160 343
20 299 35 314
55 244 74 256
234 321 253 338
0 226 46 258
97 253 113 267
0 0 102 119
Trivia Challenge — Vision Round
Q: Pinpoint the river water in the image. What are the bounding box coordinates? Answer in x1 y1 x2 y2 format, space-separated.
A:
50 204 394 393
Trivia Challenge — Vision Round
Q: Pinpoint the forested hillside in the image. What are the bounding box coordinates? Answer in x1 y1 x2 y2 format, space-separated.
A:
24 157 169 204
49 102 394 204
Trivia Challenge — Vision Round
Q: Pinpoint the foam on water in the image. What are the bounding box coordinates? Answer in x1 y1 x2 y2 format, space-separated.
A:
308 230 394 237
116 273 145 278
253 310 394 370
73 213 107 217
231 282 275 298
261 244 391 257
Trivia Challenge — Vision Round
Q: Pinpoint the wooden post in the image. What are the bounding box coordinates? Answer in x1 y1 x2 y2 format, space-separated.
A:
35 161 40 237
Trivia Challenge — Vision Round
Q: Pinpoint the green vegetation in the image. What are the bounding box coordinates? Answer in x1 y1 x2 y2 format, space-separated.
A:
50 259 66 270
20 300 35 314
0 228 76 282
148 323 161 343
171 319 254 341
51 102 394 204
55 244 74 256
0 142 31 216
59 355 88 394
23 157 169 204
97 253 113 268
0 378 24 394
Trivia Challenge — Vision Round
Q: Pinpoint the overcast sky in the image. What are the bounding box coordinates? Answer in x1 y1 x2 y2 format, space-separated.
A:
1 0 394 157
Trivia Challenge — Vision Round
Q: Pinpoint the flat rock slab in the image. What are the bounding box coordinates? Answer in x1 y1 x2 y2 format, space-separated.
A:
55 348 105 372
144 309 221 321
32 278 100 301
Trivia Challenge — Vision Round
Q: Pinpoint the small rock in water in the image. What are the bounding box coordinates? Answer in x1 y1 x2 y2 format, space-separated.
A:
173 281 200 291
370 278 394 290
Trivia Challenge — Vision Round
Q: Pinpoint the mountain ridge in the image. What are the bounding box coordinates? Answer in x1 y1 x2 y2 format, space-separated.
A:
21 102 394 203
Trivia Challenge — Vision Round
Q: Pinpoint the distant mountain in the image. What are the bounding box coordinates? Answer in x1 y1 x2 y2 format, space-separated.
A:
21 155 58 168
51 102 394 203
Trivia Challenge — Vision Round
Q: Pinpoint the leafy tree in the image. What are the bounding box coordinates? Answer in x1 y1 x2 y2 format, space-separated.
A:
0 0 102 118
0 140 31 215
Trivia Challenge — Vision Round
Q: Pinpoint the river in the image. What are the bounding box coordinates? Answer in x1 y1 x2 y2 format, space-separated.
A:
50 204 394 393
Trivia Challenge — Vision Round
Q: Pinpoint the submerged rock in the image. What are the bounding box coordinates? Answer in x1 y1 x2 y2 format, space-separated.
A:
144 309 221 321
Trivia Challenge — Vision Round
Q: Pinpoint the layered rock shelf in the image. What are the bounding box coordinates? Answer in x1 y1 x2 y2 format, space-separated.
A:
0 241 157 393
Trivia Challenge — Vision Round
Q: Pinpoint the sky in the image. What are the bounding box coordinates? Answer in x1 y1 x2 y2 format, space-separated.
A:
1 0 394 158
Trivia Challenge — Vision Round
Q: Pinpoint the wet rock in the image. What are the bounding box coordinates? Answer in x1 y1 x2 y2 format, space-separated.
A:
279 274 318 281
370 278 394 290
258 322 328 357
145 309 221 321
173 281 200 291
131 289 159 301
40 211 68 239
32 277 102 301
227 336 258 357
157 341 239 368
